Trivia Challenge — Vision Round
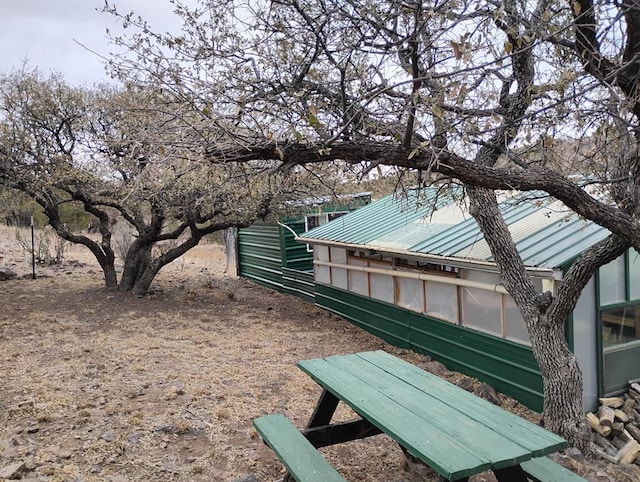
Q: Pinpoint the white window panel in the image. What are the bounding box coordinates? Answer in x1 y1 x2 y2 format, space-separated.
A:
425 281 458 323
396 276 423 312
332 267 348 290
348 258 369 296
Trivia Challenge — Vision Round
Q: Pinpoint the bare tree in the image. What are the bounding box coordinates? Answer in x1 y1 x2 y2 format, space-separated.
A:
0 70 295 295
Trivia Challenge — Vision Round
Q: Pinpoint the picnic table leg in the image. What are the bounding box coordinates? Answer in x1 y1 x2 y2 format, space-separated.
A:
492 464 528 481
277 389 341 482
306 388 340 428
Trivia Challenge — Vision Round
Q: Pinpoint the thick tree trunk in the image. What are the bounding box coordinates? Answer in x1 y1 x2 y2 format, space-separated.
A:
131 260 161 296
119 242 153 292
100 261 118 290
528 312 593 453
467 186 593 451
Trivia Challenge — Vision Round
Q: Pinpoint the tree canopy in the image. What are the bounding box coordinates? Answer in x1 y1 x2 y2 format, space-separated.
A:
0 70 334 294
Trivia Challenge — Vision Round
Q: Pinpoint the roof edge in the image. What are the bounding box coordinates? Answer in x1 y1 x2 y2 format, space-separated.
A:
298 238 561 279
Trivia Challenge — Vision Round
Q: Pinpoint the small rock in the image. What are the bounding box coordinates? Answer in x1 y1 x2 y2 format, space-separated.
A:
455 377 475 392
101 432 116 442
418 360 452 377
0 461 28 479
162 461 178 473
1 445 19 460
230 475 259 482
105 476 128 482
503 399 518 410
170 381 185 395
25 426 39 434
0 267 17 281
153 425 177 434
478 383 501 406
126 432 140 444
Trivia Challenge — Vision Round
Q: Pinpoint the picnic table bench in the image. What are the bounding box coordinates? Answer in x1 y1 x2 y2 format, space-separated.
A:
253 350 587 481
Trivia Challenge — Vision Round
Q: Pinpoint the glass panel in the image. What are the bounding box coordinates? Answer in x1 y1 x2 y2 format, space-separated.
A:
397 276 423 312
463 269 501 286
305 214 327 230
425 281 458 323
328 212 347 221
600 256 625 305
601 303 640 348
331 267 348 289
630 250 640 301
505 296 530 344
348 258 369 296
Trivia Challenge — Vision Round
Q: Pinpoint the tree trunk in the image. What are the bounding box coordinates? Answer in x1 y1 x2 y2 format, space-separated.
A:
101 262 118 291
467 186 593 451
119 242 152 292
528 312 593 453
131 260 161 296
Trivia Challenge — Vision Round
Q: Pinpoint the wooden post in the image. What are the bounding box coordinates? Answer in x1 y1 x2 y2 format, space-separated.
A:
30 216 36 280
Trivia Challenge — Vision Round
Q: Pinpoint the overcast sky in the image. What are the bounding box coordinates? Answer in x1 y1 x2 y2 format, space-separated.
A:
0 0 190 86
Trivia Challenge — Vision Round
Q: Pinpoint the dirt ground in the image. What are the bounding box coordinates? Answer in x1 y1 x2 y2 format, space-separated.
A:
1 226 639 482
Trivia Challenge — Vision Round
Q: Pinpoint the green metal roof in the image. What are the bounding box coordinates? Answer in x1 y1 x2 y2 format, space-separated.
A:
299 188 611 270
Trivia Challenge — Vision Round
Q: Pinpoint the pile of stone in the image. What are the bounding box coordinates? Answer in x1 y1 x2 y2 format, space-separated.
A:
588 382 640 464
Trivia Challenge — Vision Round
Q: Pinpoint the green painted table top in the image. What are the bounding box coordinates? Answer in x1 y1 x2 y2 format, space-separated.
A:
297 350 567 481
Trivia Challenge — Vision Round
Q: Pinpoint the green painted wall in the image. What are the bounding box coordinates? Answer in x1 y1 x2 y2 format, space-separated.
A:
238 221 315 301
282 268 315 304
279 220 313 271
314 283 544 412
238 223 284 291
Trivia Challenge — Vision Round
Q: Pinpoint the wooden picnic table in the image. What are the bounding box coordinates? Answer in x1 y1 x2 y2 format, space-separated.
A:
294 350 568 482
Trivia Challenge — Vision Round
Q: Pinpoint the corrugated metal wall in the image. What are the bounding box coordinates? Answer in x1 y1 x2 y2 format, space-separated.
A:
237 221 315 301
314 283 544 411
238 223 284 291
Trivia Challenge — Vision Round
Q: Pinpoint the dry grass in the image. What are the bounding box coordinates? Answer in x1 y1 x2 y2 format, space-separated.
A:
0 225 637 481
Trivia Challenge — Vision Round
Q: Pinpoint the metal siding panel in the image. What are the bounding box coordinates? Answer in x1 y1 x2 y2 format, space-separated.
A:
304 187 610 270
412 199 539 257
281 221 314 270
238 224 285 291
282 268 315 304
516 217 610 268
